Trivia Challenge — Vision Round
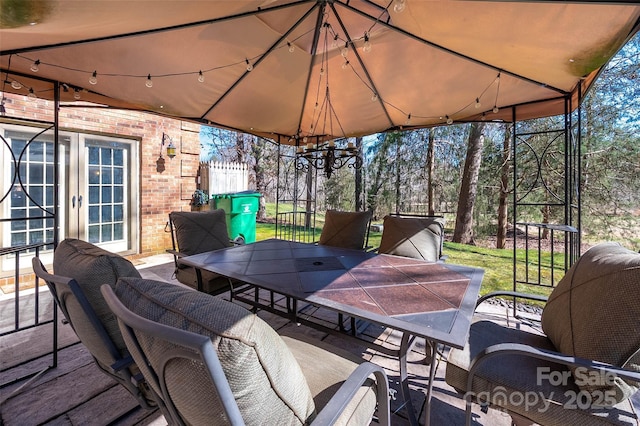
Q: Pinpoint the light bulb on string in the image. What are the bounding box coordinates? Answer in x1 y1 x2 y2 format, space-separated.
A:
145 74 153 88
332 34 339 49
287 42 295 53
475 98 481 109
89 71 98 85
73 88 81 100
341 43 349 58
342 60 349 70
27 88 37 99
393 0 406 13
446 115 453 125
319 67 325 76
362 33 371 53
245 59 253 72
198 71 205 83
493 106 499 114
371 93 378 102
30 60 40 73
11 80 22 90
405 114 412 125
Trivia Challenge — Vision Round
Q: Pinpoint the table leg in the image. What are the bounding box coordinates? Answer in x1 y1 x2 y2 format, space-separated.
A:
400 333 419 426
423 341 438 426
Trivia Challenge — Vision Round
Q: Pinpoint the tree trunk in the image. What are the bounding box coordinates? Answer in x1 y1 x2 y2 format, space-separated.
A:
235 132 245 163
453 122 486 244
251 136 267 221
426 129 435 216
355 137 364 211
305 166 313 228
395 136 401 213
496 124 511 249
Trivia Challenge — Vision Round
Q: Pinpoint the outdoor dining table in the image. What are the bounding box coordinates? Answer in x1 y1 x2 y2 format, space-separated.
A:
180 238 484 426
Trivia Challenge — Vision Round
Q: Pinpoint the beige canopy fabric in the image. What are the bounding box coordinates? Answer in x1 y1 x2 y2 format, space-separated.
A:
1 1 639 144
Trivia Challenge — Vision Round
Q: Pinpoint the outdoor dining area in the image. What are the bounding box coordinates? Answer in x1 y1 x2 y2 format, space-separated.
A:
1 1 640 425
2 208 640 425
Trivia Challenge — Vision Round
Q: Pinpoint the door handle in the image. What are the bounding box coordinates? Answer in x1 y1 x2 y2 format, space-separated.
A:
78 195 83 208
72 195 76 209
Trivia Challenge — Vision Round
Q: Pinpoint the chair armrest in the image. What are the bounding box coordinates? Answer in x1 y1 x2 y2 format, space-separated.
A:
311 362 391 426
475 291 548 310
466 342 640 395
166 249 186 258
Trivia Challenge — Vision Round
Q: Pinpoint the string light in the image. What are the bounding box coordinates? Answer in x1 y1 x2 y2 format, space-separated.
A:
493 72 501 114
6 19 505 131
405 113 411 125
27 88 37 99
341 43 349 58
393 0 406 13
362 33 371 53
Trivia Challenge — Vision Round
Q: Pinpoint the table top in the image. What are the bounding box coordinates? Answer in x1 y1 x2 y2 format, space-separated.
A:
181 239 484 348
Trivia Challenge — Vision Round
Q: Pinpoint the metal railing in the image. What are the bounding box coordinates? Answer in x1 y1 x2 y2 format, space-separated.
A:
0 243 57 389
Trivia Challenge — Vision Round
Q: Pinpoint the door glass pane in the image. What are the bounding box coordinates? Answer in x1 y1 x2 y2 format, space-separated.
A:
84 141 128 246
8 135 55 251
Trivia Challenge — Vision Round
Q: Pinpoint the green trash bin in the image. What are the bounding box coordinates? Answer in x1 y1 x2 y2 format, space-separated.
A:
210 191 261 244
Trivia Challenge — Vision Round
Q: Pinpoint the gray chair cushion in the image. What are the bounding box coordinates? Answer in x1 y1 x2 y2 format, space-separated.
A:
170 209 233 294
446 320 638 426
280 331 378 426
114 277 316 425
319 210 372 250
542 242 640 404
378 215 445 261
170 209 231 256
53 238 141 354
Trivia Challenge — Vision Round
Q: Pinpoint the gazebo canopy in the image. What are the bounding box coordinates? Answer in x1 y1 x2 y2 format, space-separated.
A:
1 0 639 143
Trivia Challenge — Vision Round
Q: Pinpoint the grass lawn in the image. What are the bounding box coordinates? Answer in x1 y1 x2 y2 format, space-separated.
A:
256 221 560 299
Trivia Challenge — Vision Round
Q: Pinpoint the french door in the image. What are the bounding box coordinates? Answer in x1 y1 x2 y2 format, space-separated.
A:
1 124 138 270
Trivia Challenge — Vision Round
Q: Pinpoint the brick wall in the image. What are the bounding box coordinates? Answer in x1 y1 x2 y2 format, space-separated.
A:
1 93 201 257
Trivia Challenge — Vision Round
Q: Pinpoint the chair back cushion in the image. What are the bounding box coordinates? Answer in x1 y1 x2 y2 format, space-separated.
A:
319 210 372 250
53 238 141 355
378 215 445 261
542 242 640 405
115 277 316 425
170 209 231 255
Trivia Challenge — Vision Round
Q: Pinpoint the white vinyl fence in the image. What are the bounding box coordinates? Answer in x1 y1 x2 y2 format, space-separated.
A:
201 161 249 195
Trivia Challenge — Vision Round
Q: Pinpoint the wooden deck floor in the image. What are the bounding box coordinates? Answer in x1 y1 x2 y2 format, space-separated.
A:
1 255 637 425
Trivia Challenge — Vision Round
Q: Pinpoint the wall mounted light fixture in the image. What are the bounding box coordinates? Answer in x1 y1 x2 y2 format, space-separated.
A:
161 132 177 159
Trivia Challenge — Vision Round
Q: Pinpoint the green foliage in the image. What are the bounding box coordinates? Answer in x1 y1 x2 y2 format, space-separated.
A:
190 189 208 206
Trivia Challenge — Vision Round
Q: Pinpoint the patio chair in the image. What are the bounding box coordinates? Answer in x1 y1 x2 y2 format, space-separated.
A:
445 242 640 426
101 277 391 426
318 209 373 251
377 214 446 262
32 239 161 411
167 209 234 295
